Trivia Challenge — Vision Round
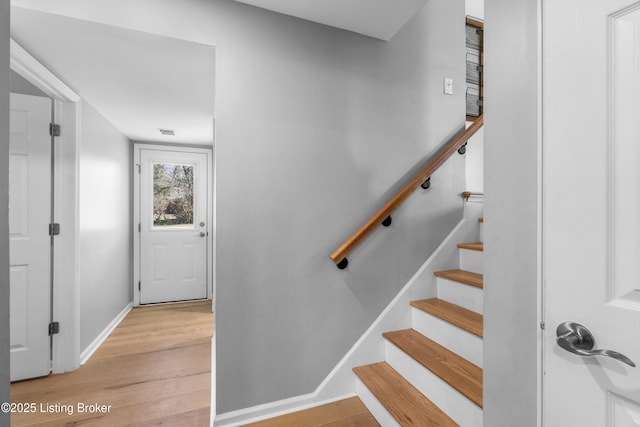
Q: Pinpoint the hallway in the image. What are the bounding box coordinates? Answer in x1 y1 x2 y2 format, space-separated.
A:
10 301 213 426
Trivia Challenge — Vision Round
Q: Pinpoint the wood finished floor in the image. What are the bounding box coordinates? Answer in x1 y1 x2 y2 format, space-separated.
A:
11 300 213 427
243 396 379 427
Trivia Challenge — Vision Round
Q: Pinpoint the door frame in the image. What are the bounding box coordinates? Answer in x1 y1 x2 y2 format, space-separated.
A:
10 39 81 374
482 0 544 425
133 144 214 306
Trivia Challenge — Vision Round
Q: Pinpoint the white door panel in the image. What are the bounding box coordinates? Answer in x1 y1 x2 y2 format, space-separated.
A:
609 393 640 426
544 1 640 424
9 93 52 381
139 149 208 304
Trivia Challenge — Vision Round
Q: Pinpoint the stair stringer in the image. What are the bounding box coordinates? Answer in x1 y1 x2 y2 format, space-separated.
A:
214 204 483 426
315 207 482 402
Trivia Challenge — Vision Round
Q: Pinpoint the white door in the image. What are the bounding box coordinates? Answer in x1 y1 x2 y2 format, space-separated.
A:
139 148 209 304
9 93 52 381
544 1 640 424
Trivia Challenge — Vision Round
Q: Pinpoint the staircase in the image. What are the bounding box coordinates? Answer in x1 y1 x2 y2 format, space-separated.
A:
353 218 484 426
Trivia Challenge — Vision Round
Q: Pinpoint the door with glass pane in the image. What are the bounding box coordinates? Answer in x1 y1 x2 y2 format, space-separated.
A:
138 148 209 304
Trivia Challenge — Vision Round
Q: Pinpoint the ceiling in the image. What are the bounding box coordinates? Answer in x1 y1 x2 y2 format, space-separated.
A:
232 0 428 41
11 7 216 145
9 0 426 144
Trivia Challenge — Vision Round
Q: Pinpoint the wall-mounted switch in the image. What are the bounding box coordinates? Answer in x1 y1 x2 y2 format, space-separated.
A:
444 77 454 95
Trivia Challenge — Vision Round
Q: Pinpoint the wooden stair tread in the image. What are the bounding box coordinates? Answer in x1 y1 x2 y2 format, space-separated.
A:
478 217 484 223
244 396 377 426
434 269 483 288
383 329 483 408
410 298 483 337
353 362 458 426
457 242 483 252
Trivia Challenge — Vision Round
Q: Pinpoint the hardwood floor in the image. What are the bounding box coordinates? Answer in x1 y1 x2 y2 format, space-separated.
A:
11 300 213 427
243 397 379 427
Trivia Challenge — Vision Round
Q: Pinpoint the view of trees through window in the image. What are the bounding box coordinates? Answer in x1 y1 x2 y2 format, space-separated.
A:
153 163 194 228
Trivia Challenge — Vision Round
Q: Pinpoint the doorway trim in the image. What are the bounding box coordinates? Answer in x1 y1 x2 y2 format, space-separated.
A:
133 143 214 306
10 39 81 374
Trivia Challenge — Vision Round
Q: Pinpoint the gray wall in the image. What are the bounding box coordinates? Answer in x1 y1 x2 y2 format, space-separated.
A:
483 0 541 425
212 0 465 412
7 0 466 413
78 100 132 351
0 0 10 422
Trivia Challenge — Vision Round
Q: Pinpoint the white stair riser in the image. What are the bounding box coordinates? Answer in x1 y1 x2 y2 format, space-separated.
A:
355 377 400 427
479 222 483 243
386 342 483 427
459 248 483 274
437 278 483 313
412 308 483 367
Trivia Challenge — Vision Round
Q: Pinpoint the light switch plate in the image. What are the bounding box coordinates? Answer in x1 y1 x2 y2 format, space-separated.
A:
444 77 454 95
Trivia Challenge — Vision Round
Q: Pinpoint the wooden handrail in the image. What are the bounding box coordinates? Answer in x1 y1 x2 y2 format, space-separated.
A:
330 115 484 268
462 191 484 200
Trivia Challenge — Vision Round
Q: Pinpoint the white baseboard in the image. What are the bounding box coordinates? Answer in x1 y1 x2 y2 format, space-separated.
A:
80 302 133 365
214 393 356 426
214 211 482 425
313 214 480 402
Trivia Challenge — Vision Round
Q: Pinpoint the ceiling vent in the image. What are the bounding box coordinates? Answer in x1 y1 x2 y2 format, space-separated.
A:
159 129 175 136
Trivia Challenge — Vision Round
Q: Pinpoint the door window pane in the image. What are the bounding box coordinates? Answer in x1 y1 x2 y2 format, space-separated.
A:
152 163 194 228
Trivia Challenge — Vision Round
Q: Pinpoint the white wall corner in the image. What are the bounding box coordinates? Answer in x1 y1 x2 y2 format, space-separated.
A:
466 0 485 20
11 37 83 375
10 39 80 102
79 302 132 365
464 196 484 215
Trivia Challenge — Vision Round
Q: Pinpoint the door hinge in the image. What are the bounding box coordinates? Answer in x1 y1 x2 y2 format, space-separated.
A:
137 164 141 174
49 123 61 137
138 223 141 232
540 321 546 330
48 322 60 336
138 281 141 292
49 223 60 236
